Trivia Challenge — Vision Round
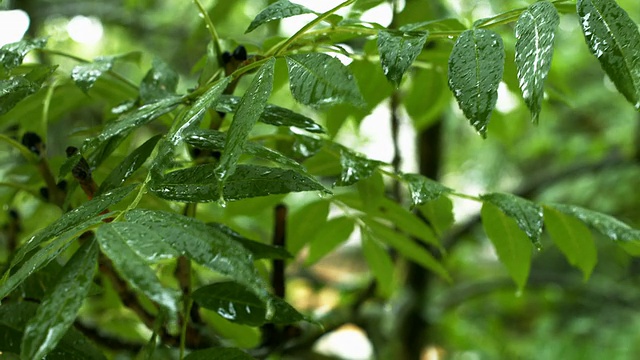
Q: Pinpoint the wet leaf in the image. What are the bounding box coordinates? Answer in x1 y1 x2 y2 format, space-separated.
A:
543 206 597 281
0 38 47 70
578 0 640 109
208 223 292 260
335 148 383 186
193 282 304 326
287 200 330 254
58 151 82 178
448 28 504 137
403 173 452 207
71 57 115 93
98 96 181 142
217 58 275 182
97 223 180 316
361 227 395 298
481 192 543 248
548 203 640 251
125 209 270 300
377 30 428 86
363 217 450 281
185 128 307 173
306 217 355 265
481 202 532 291
286 53 365 108
246 0 315 33
184 347 255 360
215 95 325 133
21 239 98 360
515 1 559 122
0 65 57 116
97 135 161 195
140 57 179 104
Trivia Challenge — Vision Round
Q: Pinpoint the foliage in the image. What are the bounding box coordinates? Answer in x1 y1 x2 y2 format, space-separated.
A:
0 0 639 359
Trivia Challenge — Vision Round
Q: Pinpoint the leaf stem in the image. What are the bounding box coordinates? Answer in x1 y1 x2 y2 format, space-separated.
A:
450 192 482 202
271 0 357 56
0 134 38 163
192 0 223 64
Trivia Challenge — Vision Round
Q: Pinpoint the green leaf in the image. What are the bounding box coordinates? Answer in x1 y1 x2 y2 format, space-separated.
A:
374 197 440 248
306 217 355 265
481 192 543 248
98 96 181 142
377 30 428 86
21 238 98 360
360 227 395 298
543 206 597 281
548 203 640 251
184 347 255 360
97 135 161 195
217 58 276 182
357 171 385 209
363 217 450 281
6 184 136 269
125 209 270 300
578 0 640 109
481 202 532 290
58 151 82 178
0 38 47 70
71 56 115 93
336 148 383 186
403 173 452 207
193 282 304 326
285 53 365 108
448 28 504 137
418 196 455 237
0 213 111 300
515 1 559 123
140 57 179 104
185 128 308 173
288 200 330 254
246 0 316 33
215 95 325 133
0 65 57 116
150 163 326 202
96 222 181 316
208 223 292 260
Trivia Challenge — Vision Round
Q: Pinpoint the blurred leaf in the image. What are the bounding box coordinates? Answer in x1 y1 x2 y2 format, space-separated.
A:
184 347 255 360
185 128 307 173
0 65 57 116
246 0 315 33
306 216 355 265
215 95 325 133
193 282 303 326
363 216 450 281
21 239 98 360
515 1 559 122
217 58 276 182
288 200 330 254
404 68 451 131
374 197 440 248
481 202 532 291
96 222 180 316
125 209 270 300
58 151 82 178
543 206 597 281
418 195 455 236
71 57 115 93
403 173 452 207
361 227 395 298
357 171 385 209
377 30 428 86
578 0 640 109
481 192 543 248
0 38 47 70
448 28 504 137
97 135 161 195
97 96 181 142
140 57 179 104
208 223 292 260
548 203 640 254
286 53 365 108
150 163 326 202
335 148 383 186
